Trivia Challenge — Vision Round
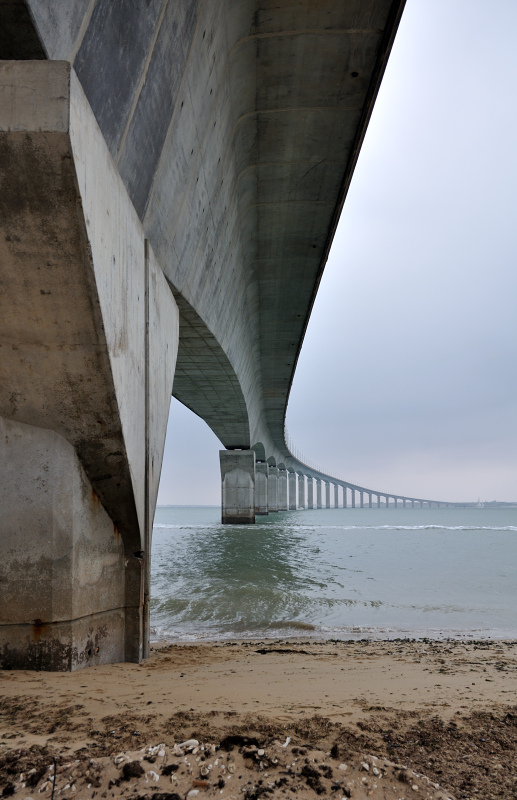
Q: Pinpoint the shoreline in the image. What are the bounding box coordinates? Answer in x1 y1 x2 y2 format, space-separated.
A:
150 631 517 645
1 638 516 799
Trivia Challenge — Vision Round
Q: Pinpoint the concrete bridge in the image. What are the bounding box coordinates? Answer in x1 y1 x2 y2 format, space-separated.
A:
0 0 442 671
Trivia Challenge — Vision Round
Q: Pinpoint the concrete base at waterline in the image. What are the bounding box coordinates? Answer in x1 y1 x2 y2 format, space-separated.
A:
220 450 255 524
0 417 138 671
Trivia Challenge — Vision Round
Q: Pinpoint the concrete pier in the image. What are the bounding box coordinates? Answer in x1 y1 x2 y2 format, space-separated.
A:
268 465 278 512
298 474 306 509
316 479 322 509
0 63 178 670
307 477 314 509
343 486 348 508
352 490 356 509
288 471 297 511
255 461 269 515
325 482 331 509
360 491 364 509
334 484 339 509
278 469 288 511
220 450 256 524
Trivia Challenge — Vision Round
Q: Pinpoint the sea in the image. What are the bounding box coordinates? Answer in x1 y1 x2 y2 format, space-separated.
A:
150 506 517 643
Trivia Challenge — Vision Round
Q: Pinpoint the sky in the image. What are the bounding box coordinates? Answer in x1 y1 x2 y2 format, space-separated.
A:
157 0 517 506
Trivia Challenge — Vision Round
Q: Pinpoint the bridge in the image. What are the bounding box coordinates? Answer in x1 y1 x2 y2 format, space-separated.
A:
0 0 448 671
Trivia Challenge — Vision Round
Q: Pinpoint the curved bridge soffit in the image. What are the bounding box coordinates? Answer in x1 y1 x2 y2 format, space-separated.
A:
171 291 250 450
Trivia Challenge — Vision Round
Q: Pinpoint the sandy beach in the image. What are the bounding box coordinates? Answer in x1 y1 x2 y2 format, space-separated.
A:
1 639 516 799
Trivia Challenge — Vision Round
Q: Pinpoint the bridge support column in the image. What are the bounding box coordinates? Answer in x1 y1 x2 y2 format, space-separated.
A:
220 450 256 524
307 477 314 509
0 63 178 670
334 483 339 508
316 479 322 509
268 465 278 512
377 494 381 508
343 486 347 508
278 469 288 510
288 471 297 510
351 490 356 509
369 493 372 508
325 482 331 508
298 474 306 509
360 491 364 509
255 461 269 515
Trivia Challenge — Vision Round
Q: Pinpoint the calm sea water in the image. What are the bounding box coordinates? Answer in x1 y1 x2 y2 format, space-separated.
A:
150 506 517 642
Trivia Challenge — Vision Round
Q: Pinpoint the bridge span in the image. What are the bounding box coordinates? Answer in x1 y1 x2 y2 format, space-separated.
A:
231 430 452 522
0 0 438 670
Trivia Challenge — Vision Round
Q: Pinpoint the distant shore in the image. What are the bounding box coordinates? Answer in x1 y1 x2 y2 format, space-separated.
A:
1 638 515 799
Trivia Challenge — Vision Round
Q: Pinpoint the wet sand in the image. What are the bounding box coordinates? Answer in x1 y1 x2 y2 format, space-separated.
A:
1 639 516 799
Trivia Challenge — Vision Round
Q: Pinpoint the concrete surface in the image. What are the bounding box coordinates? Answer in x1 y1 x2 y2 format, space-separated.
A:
0 61 178 668
255 461 269 515
220 450 255 525
268 465 278 512
278 469 288 511
0 417 126 670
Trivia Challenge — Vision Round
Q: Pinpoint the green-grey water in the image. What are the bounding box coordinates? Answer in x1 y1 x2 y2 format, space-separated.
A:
150 506 517 642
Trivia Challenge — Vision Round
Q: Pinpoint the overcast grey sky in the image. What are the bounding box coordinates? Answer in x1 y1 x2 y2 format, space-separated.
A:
158 0 517 506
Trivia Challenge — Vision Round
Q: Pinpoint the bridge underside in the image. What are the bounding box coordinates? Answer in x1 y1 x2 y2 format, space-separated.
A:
0 0 408 668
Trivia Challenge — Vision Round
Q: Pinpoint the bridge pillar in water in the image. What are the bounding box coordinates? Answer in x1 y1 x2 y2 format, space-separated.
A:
377 494 381 508
0 63 178 670
268 465 278 512
368 493 372 508
288 471 297 510
298 474 306 509
296 474 305 510
325 482 331 508
255 461 269 515
307 476 314 509
220 450 256 524
316 479 322 509
360 491 364 509
334 484 339 508
278 469 288 510
343 486 347 508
